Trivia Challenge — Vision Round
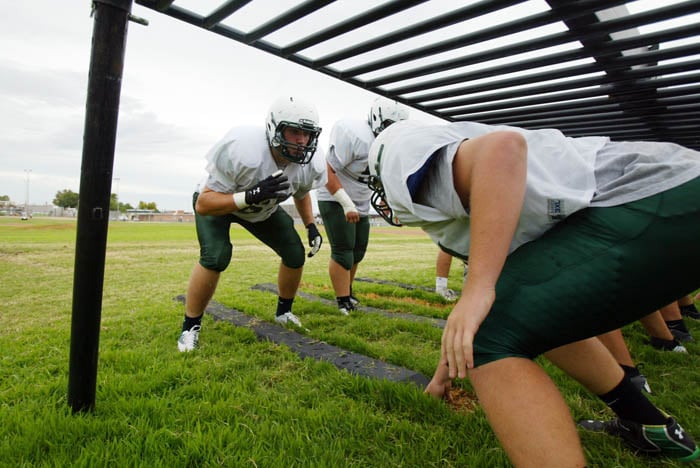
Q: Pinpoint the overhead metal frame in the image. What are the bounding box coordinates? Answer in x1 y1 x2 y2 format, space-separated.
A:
70 0 699 413
134 0 700 150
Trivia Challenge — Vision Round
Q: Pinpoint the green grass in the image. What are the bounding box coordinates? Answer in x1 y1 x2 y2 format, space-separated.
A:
1 216 698 467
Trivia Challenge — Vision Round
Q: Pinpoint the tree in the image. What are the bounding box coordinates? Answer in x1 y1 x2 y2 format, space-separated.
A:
54 189 79 208
138 201 158 212
110 193 119 211
0 195 9 201
109 193 133 213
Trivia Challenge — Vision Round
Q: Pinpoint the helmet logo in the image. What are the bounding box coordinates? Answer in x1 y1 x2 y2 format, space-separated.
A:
374 144 384 175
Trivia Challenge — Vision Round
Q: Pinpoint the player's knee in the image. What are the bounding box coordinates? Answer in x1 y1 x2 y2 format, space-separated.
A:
199 245 232 272
331 250 354 270
281 244 305 269
353 247 367 264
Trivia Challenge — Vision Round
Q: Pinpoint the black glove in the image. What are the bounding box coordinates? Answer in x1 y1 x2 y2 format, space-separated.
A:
245 171 290 205
306 223 322 257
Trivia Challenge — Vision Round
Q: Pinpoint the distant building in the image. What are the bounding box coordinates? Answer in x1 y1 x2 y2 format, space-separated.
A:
125 209 194 222
0 201 64 217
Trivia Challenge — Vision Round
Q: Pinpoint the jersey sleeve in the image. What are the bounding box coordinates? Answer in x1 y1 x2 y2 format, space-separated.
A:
203 138 259 193
327 123 356 172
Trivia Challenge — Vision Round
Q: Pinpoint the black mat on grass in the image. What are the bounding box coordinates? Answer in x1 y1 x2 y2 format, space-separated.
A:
251 282 445 329
175 295 430 388
355 277 436 292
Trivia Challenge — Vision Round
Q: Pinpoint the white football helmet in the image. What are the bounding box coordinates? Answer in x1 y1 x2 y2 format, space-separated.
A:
266 96 322 165
368 97 409 136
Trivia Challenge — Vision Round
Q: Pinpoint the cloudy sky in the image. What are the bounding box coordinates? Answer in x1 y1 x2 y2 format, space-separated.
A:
0 1 444 211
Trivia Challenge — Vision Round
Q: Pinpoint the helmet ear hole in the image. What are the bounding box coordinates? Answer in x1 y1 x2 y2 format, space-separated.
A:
266 96 322 164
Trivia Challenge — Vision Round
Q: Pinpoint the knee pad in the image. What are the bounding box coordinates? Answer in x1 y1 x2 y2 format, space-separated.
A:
331 249 354 270
199 244 232 272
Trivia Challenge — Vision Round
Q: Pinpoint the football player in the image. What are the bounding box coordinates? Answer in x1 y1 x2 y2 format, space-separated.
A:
315 97 408 315
368 119 700 465
178 96 326 352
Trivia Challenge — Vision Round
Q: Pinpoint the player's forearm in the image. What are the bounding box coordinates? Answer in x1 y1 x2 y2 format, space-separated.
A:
324 162 343 194
195 189 237 216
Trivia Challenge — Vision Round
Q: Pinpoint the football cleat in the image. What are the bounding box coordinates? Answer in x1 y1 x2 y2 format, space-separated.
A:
578 417 700 461
680 304 700 320
436 287 458 302
337 298 355 316
649 337 687 353
275 311 303 327
177 325 200 352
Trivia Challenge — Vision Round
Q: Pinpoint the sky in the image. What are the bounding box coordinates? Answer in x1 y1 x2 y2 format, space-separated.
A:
2 1 692 211
0 1 447 211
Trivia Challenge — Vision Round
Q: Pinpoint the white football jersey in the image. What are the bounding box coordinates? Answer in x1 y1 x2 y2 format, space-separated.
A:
316 118 375 215
199 125 327 223
371 120 607 257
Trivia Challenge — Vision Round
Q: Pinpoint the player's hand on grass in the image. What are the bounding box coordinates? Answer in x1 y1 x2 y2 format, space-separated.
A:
425 353 452 400
442 286 495 378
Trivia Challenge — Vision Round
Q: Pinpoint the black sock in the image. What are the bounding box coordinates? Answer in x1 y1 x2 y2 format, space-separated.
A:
665 319 689 333
619 364 639 379
599 376 667 425
276 297 294 316
182 314 202 332
336 296 351 306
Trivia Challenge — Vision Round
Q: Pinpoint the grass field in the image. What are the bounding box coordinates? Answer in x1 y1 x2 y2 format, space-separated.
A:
1 216 698 467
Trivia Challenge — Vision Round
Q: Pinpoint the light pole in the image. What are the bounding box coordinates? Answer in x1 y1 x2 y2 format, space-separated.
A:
23 169 31 218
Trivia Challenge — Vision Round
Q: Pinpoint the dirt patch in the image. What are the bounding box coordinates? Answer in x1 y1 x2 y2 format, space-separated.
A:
362 292 451 310
371 226 426 236
31 223 76 230
3 222 76 231
446 387 479 414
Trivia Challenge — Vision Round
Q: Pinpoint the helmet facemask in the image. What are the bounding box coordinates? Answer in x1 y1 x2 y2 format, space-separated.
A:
373 119 395 136
266 96 322 165
270 120 321 165
368 174 402 226
367 142 401 226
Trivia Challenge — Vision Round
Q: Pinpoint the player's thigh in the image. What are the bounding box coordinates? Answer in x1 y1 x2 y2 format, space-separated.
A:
353 216 370 263
241 208 305 268
193 192 235 271
319 201 356 251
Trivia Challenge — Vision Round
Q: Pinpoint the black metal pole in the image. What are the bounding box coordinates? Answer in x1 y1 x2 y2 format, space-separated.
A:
68 0 133 413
